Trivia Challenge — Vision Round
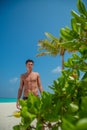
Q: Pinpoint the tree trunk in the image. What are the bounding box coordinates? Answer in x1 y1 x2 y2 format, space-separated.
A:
61 55 64 70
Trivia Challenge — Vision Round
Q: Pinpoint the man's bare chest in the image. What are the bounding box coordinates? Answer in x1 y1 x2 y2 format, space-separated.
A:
23 73 38 83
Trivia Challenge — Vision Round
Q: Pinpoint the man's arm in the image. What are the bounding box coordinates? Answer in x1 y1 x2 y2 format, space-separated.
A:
37 73 43 93
16 75 24 109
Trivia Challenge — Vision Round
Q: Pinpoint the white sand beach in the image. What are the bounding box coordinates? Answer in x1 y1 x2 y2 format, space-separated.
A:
0 103 43 130
0 102 21 130
0 102 49 130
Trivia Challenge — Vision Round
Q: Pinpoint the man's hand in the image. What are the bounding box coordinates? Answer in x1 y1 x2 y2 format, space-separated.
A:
16 101 20 109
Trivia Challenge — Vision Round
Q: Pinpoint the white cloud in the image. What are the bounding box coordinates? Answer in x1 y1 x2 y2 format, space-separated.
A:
9 77 18 84
52 66 62 74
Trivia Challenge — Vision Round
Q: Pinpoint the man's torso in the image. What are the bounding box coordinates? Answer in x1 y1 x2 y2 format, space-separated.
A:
21 72 39 97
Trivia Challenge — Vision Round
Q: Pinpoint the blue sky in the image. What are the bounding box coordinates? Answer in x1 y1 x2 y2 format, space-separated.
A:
0 0 86 98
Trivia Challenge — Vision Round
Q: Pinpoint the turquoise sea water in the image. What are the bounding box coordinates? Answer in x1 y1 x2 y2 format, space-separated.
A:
0 98 16 103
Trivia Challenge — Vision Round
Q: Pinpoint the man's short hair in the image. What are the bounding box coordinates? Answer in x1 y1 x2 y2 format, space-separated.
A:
25 59 34 65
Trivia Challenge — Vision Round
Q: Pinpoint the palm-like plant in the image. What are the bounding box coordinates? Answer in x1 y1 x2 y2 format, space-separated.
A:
36 32 65 70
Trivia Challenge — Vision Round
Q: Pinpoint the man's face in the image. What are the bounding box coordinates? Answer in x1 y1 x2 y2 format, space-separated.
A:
26 62 33 71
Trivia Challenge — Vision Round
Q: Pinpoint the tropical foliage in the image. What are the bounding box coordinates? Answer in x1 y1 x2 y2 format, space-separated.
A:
13 0 87 130
37 31 65 70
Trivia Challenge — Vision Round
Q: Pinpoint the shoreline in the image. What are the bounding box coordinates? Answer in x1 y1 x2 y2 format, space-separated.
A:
0 102 21 130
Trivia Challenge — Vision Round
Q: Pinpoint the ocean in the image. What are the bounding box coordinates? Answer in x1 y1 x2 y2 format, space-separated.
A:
0 98 17 103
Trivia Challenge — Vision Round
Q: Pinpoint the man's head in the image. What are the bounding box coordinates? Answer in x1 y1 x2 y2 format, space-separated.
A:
25 59 34 71
25 59 34 65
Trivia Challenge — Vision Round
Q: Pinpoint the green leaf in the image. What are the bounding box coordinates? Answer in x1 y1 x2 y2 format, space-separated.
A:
71 10 86 24
36 121 43 130
60 28 74 41
71 18 78 32
76 118 87 130
77 0 87 17
61 118 75 130
13 125 20 130
81 72 87 80
69 103 79 113
19 99 27 107
45 32 59 42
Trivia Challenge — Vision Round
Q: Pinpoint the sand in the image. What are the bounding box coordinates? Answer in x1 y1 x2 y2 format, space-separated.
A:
0 102 21 130
0 102 49 130
0 103 42 130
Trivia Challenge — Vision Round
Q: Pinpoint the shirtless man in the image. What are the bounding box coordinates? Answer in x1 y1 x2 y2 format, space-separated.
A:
16 59 43 109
